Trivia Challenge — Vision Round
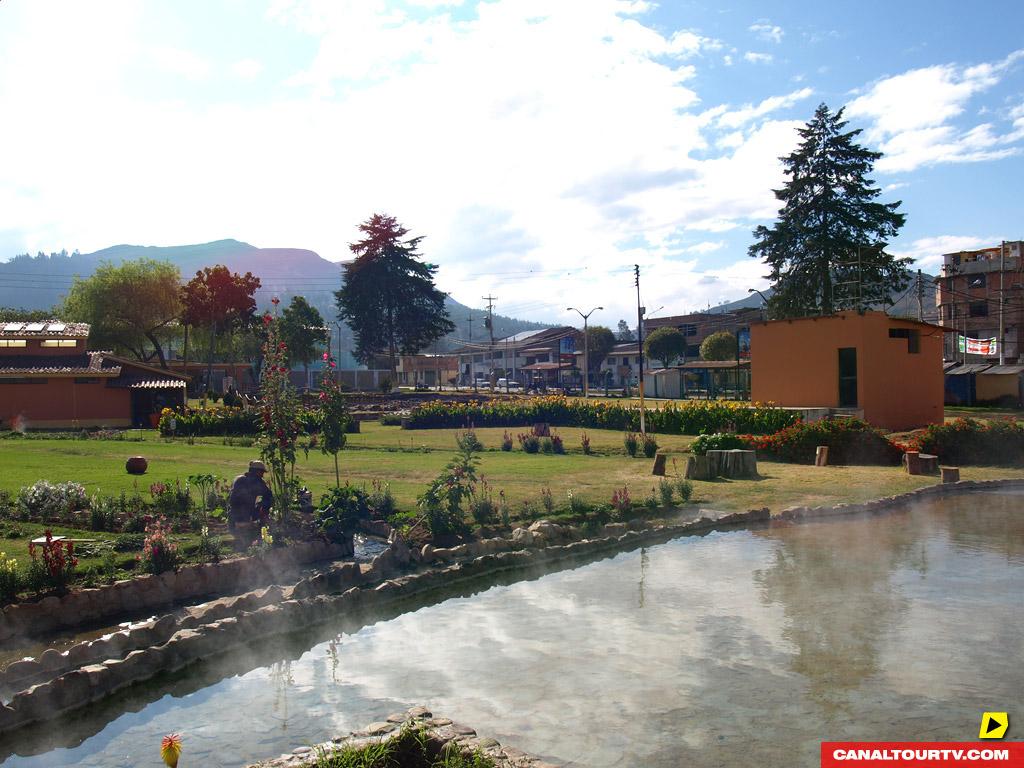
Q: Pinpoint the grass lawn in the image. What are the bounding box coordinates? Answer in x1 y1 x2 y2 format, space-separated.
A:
2 422 1022 521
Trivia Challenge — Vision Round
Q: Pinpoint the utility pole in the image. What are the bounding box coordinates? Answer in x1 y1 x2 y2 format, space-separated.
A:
999 240 1006 366
482 295 496 389
635 265 646 434
466 312 474 389
916 269 924 322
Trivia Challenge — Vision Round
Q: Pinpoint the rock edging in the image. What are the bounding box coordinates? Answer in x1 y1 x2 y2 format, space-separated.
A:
0 540 344 643
248 706 560 768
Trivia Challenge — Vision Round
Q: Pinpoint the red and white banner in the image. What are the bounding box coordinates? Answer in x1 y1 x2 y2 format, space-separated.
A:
958 336 998 355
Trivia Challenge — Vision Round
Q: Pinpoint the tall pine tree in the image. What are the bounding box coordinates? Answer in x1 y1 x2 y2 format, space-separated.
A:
336 214 454 375
749 104 909 317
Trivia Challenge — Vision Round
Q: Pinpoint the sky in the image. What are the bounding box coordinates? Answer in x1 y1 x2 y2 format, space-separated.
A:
1 0 1022 324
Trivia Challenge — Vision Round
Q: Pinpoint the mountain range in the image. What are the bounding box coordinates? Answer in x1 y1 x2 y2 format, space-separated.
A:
0 240 553 359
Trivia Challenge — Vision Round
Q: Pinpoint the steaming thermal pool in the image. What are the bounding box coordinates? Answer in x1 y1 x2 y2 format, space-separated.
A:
3 490 1022 767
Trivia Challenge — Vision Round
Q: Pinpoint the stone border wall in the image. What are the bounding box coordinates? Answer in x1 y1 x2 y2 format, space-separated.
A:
0 478 1019 737
0 540 344 643
249 706 559 768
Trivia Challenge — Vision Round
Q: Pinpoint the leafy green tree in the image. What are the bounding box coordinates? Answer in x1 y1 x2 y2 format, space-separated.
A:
700 331 737 361
279 296 328 380
0 307 59 322
335 214 454 375
62 259 182 367
644 326 687 368
318 377 349 487
579 325 616 376
616 319 635 342
749 103 909 317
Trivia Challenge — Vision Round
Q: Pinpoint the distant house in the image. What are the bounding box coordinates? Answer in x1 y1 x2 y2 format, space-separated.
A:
396 354 460 388
0 321 187 429
750 311 950 431
453 327 577 388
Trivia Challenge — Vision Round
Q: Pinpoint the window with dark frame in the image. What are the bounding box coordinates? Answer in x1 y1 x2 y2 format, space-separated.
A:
888 328 920 353
969 302 989 318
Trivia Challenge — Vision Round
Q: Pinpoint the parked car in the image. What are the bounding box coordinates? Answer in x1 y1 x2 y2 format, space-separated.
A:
496 378 522 391
473 377 491 389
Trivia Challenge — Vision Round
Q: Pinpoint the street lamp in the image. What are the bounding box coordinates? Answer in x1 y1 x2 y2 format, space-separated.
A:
747 288 770 321
566 306 603 397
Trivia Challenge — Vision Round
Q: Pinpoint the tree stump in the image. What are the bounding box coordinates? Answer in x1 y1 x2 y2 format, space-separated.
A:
918 453 939 474
940 466 960 484
903 451 922 475
532 422 550 437
651 453 667 476
684 455 711 481
815 445 829 467
706 449 758 479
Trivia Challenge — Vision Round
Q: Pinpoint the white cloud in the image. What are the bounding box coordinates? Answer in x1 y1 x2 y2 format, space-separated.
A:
749 22 783 44
231 58 264 79
891 235 1000 271
717 87 814 129
150 45 210 79
846 49 1024 172
743 52 773 65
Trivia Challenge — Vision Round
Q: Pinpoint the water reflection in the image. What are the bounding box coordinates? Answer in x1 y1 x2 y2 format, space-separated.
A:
2 493 1021 768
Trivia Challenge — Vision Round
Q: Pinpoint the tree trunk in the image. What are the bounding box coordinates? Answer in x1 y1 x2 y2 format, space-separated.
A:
206 320 217 395
145 330 168 369
183 323 190 395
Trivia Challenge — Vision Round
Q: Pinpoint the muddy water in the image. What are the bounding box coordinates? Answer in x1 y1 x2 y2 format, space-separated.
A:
2 491 1021 767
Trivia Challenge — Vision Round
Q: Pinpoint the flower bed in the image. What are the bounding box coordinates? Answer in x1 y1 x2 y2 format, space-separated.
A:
742 417 902 465
158 406 327 437
403 396 796 435
905 417 1024 466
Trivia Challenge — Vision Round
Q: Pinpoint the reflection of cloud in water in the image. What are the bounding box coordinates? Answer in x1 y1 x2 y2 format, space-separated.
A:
3 495 1023 768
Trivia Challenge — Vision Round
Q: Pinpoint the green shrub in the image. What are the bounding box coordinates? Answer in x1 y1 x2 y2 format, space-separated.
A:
642 434 658 458
316 485 370 543
691 432 747 455
114 533 146 551
0 552 22 602
455 428 484 452
909 417 1024 466
500 430 513 451
658 478 674 506
675 478 693 503
744 418 901 465
139 518 179 575
418 446 477 538
517 432 540 453
368 480 396 519
623 431 639 457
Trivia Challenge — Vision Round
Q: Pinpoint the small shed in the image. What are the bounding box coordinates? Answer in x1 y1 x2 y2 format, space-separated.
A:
976 364 1024 407
751 311 950 431
943 363 992 406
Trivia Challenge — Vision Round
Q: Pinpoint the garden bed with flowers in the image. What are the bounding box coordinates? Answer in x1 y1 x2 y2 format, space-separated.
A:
402 395 797 434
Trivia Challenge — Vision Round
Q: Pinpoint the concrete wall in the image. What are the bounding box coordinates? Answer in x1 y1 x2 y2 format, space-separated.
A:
751 311 945 430
976 373 1022 404
0 379 131 429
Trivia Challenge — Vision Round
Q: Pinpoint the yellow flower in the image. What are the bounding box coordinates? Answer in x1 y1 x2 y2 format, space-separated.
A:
161 733 182 768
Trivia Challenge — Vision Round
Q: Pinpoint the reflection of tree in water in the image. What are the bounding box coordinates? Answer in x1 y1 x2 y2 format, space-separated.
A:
754 513 923 721
268 660 294 729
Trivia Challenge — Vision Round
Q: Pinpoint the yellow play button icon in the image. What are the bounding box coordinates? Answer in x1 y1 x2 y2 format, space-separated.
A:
980 712 1008 739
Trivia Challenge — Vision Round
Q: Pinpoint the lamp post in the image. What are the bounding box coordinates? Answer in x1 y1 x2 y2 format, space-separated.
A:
566 306 603 397
747 288 770 321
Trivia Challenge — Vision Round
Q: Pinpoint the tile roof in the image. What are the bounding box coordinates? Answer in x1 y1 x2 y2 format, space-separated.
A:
126 379 188 389
0 352 119 376
0 321 90 338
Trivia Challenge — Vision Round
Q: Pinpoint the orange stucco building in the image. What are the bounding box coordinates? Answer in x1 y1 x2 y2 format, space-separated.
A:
750 311 950 431
0 321 187 429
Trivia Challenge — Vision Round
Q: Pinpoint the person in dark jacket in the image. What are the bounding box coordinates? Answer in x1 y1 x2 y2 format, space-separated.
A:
228 460 273 529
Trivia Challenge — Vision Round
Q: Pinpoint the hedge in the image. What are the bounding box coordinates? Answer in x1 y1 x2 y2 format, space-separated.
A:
908 417 1024 466
741 418 903 465
403 396 796 435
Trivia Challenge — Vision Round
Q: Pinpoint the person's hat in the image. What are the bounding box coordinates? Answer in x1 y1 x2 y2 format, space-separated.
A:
249 460 267 472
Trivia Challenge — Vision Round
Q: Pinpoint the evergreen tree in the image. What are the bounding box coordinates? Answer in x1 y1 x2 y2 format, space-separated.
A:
616 319 635 342
749 103 909 317
335 214 454 374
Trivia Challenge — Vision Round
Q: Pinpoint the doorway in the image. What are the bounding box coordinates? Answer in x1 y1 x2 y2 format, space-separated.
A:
838 347 858 407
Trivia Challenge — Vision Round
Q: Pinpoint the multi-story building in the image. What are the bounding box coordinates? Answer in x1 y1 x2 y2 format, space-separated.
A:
935 241 1023 362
